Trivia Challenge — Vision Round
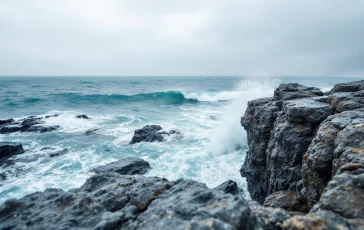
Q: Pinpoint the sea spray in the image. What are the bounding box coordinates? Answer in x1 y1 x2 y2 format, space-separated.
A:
208 77 277 154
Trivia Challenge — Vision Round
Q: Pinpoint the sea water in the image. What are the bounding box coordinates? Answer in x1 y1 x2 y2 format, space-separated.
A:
0 76 359 203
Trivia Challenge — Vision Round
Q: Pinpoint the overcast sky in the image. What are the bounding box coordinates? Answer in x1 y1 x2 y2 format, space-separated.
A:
0 0 363 77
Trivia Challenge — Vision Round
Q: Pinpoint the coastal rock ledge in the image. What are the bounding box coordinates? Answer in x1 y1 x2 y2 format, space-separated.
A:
240 80 364 229
0 173 258 230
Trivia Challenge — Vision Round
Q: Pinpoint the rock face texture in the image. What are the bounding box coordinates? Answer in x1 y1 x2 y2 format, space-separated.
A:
0 142 25 159
130 125 182 144
0 116 60 134
93 158 151 175
249 201 291 230
240 80 364 229
0 173 259 230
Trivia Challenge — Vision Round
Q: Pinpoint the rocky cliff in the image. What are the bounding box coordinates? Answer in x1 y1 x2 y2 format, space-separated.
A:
240 80 364 229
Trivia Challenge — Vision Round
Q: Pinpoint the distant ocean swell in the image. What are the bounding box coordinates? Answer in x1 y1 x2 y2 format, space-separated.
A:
2 91 240 108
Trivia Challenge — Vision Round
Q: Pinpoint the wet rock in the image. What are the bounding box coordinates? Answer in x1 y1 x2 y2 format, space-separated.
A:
301 109 364 207
0 118 14 126
328 79 364 93
25 125 60 133
283 210 362 230
76 114 90 119
45 114 59 118
213 180 240 195
241 80 364 228
240 97 280 203
93 158 151 175
249 201 291 230
274 83 323 101
0 142 25 159
21 116 44 128
282 99 333 125
85 128 99 136
0 116 59 134
0 173 259 230
263 191 307 213
0 126 22 134
130 125 181 144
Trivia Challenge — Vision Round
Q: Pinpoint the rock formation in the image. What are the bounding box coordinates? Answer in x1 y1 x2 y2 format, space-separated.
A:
240 80 364 229
0 142 25 159
130 125 181 144
0 116 59 134
0 173 259 230
92 158 151 175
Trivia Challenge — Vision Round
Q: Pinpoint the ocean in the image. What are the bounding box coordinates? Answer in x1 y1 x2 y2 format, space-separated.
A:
0 76 360 203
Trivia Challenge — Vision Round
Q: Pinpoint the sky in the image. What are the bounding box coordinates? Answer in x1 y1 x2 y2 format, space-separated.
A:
0 0 363 77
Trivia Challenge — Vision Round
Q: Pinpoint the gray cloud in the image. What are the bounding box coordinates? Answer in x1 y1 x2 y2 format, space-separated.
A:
0 0 363 76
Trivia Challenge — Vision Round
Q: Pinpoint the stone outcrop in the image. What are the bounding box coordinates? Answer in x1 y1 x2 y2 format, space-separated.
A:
0 116 60 134
249 201 292 230
240 84 328 204
0 142 25 159
130 125 182 144
0 173 259 230
93 158 151 175
240 80 364 229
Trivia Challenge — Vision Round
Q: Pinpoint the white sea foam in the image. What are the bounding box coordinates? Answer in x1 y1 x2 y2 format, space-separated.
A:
208 77 277 154
182 91 240 102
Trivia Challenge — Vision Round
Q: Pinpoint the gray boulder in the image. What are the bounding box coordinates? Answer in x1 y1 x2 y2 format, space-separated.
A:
93 158 151 175
130 125 181 144
273 83 323 101
0 173 260 230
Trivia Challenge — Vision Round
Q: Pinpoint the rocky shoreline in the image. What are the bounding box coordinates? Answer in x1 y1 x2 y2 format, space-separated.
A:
0 80 363 229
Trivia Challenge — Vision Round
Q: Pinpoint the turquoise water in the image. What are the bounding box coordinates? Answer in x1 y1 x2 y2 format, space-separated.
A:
0 76 360 203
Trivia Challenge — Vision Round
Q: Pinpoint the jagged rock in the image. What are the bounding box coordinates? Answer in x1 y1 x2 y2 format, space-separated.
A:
263 191 307 213
0 118 14 126
274 83 323 101
0 173 259 230
0 116 60 134
76 114 90 119
241 80 364 228
283 210 362 230
282 99 333 125
301 108 364 207
328 80 364 93
249 201 291 230
0 142 25 159
324 90 364 113
21 116 44 128
213 180 240 195
93 158 151 175
130 125 181 144
240 97 280 203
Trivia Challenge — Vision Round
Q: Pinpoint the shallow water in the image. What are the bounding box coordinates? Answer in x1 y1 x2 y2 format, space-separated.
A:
0 76 359 203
